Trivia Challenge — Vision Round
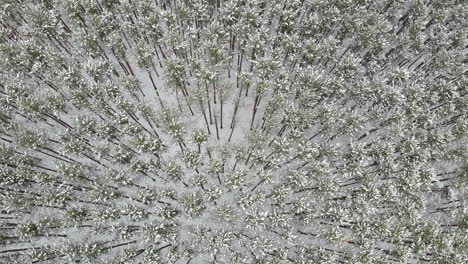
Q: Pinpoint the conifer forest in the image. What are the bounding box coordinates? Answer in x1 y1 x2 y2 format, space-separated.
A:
0 0 467 263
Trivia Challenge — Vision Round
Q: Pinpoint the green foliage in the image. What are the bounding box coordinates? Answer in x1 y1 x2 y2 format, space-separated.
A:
181 191 206 217
65 207 88 223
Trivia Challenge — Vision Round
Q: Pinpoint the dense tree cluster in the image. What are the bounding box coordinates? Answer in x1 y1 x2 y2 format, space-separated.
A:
0 0 467 263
